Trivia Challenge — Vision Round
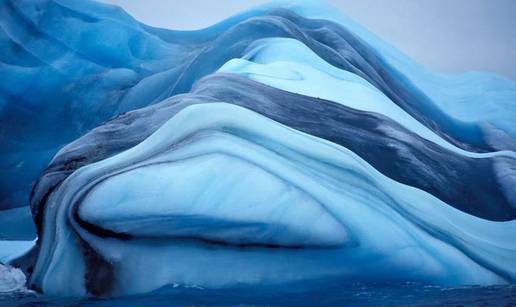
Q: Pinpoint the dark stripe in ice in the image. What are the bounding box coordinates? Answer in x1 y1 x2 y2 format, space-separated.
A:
31 74 516 227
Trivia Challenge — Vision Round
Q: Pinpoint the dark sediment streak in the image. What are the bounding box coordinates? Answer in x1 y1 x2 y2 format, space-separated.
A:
31 74 516 225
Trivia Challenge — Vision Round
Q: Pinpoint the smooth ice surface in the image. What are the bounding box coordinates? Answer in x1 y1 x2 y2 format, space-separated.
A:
2 0 516 211
0 207 36 240
0 240 35 265
32 73 516 222
79 155 348 247
260 1 516 137
1 0 515 299
218 38 516 159
31 104 516 296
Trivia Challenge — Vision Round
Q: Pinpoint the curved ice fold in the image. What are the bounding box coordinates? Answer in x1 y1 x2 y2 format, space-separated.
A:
2 0 516 211
263 0 516 142
32 74 516 224
79 154 349 248
0 0 515 298
218 38 516 159
30 103 516 296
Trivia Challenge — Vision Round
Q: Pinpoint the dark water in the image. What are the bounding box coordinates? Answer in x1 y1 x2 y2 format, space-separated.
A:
1 283 515 306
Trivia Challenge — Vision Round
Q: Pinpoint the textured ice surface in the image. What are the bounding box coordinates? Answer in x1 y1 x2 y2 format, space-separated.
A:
0 264 26 292
0 0 515 298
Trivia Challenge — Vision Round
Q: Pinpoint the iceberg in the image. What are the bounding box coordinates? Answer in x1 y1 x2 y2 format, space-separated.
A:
2 0 516 212
32 73 516 224
30 103 516 296
0 0 515 298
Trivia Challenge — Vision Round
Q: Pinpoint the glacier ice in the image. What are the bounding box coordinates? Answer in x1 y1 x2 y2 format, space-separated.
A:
218 37 516 159
32 73 516 222
30 103 516 296
2 0 516 212
0 0 515 298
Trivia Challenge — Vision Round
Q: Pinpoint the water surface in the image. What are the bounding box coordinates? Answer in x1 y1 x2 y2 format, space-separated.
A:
1 283 514 306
